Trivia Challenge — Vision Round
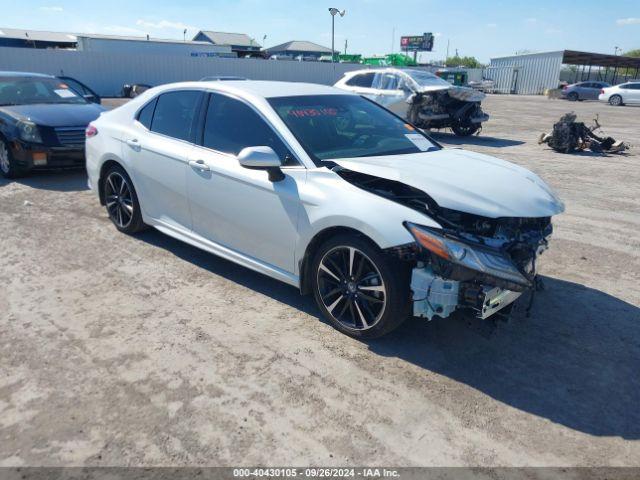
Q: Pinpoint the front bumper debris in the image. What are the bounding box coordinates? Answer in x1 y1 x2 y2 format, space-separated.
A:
411 265 523 321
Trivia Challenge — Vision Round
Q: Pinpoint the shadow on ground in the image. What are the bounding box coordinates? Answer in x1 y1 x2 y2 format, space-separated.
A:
368 276 640 439
136 228 640 439
0 169 88 191
431 132 525 148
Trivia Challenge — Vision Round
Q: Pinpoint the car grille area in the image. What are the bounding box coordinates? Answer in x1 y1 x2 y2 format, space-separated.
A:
55 127 86 147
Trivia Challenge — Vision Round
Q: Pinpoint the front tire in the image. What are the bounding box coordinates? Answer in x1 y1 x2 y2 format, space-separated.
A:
102 165 147 234
451 123 480 137
311 234 411 339
0 138 28 179
567 92 579 101
609 95 623 106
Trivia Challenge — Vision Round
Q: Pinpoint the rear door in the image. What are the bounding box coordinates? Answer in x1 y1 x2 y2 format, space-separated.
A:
341 72 378 99
583 82 600 100
122 89 203 231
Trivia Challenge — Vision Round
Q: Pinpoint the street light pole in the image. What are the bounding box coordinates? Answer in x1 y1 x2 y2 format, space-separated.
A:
328 7 345 63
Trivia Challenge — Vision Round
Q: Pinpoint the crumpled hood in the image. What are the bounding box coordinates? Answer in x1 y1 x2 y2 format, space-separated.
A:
332 149 565 219
1 103 104 127
413 85 486 102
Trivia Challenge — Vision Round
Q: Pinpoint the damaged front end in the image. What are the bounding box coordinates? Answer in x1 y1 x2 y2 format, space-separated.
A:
403 216 551 321
335 168 555 322
407 87 490 137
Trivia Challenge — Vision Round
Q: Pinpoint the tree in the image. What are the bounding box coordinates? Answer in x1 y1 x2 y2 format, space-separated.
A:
622 50 640 77
445 55 484 68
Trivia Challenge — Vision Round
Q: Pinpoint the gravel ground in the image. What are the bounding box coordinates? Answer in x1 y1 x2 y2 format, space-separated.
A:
1 94 639 467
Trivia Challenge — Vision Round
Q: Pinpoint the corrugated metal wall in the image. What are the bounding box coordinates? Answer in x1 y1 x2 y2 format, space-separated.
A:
483 66 517 93
0 47 366 96
488 51 564 94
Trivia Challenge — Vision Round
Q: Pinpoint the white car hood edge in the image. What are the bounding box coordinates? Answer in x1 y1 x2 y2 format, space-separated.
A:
332 149 565 219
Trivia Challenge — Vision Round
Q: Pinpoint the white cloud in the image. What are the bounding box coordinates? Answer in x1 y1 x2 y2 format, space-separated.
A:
40 6 63 12
525 17 537 24
136 19 198 31
617 17 640 25
434 32 442 37
486 23 497 28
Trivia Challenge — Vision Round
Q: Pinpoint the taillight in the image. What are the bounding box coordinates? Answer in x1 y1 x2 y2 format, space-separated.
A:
562 86 568 90
85 124 98 138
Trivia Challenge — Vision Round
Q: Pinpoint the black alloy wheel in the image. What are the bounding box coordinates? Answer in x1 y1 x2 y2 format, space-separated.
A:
311 234 411 339
103 165 146 234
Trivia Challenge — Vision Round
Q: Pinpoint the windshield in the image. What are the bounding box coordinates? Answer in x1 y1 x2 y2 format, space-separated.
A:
0 77 88 106
404 69 452 88
268 95 438 164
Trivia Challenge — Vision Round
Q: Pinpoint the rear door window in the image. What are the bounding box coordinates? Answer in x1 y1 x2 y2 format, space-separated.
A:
345 72 375 88
137 98 157 129
150 90 202 142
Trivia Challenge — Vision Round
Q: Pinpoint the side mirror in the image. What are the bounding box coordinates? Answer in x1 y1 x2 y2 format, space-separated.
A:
238 146 284 182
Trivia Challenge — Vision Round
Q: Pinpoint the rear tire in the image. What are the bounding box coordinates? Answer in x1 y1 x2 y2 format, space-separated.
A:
609 95 623 106
311 233 411 339
102 165 147 234
0 138 28 179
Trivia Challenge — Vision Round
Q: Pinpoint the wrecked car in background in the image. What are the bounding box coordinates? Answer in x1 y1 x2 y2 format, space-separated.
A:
334 68 489 136
87 81 562 339
539 112 629 154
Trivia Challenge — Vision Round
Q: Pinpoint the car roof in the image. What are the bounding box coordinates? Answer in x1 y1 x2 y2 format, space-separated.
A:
154 80 351 99
0 71 55 78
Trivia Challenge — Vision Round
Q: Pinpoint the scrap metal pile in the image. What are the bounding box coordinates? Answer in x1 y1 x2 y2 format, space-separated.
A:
539 113 629 154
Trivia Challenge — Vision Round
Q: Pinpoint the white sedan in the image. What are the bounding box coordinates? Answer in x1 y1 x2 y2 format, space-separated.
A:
598 82 640 106
86 81 564 338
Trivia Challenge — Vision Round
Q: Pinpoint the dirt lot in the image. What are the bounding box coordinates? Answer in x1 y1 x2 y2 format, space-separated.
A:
1 95 639 467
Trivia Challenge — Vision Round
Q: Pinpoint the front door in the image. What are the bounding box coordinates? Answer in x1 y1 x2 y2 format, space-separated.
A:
186 92 303 273
372 72 411 116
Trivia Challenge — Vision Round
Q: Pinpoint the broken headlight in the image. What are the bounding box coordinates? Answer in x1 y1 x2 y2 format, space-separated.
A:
404 222 531 287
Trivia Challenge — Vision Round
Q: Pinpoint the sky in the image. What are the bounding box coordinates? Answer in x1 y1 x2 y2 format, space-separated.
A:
1 0 639 62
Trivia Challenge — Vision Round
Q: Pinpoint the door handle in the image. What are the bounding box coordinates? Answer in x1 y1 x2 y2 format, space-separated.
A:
126 139 141 150
189 159 210 171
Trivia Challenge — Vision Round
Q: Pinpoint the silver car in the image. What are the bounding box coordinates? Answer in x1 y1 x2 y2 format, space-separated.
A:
561 81 610 101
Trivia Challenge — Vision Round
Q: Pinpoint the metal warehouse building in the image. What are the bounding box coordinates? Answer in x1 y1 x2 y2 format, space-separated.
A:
488 51 565 94
488 50 640 95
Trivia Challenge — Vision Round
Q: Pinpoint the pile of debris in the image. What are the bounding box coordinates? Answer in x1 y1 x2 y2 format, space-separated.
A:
539 113 629 154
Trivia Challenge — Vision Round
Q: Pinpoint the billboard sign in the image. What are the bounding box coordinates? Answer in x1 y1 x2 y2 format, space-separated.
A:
400 33 434 52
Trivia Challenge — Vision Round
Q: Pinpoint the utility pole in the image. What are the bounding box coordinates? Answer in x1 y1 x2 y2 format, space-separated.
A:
328 8 346 64
446 39 450 65
344 38 348 55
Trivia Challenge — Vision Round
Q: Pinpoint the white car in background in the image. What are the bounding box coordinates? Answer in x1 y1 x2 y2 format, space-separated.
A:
86 81 563 338
598 82 640 106
334 68 489 136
